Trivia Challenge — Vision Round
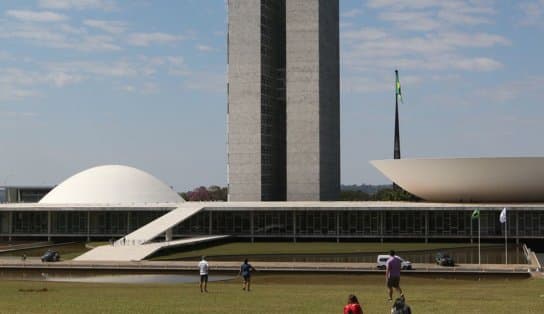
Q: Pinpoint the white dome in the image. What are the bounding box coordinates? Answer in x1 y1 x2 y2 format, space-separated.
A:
39 165 183 205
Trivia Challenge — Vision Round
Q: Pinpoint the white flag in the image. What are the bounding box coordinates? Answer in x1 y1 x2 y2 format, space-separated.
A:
499 207 507 224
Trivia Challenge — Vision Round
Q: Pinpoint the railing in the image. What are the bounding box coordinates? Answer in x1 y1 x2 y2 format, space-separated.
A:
522 243 542 272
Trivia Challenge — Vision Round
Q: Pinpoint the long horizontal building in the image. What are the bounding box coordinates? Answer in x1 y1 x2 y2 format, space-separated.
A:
1 201 544 242
1 165 543 244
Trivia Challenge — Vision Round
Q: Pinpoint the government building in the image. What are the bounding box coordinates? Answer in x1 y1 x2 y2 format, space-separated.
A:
227 0 340 201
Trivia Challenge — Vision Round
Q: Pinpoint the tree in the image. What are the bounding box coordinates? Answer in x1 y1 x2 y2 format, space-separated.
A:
179 185 228 201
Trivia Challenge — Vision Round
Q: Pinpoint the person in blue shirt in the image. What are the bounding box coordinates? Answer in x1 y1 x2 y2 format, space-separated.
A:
239 258 256 291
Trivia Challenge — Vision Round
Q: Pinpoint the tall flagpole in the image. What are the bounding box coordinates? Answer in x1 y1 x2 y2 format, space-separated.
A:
394 70 401 160
393 70 401 190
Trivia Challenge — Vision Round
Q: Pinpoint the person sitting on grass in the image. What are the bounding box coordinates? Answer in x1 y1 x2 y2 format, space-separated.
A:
343 294 363 314
239 258 256 292
391 295 411 314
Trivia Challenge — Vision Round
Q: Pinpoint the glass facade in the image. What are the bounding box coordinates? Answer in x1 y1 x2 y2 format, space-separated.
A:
0 208 542 240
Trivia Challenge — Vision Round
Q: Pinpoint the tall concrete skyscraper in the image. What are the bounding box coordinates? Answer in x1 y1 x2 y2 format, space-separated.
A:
227 0 339 201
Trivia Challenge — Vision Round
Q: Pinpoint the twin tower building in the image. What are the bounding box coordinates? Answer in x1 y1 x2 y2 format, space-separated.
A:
227 0 340 201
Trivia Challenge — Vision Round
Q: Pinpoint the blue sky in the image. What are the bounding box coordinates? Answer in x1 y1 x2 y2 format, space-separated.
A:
0 0 543 191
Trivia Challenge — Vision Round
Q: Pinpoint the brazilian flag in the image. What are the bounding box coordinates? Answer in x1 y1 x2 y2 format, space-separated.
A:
471 209 480 219
395 70 403 104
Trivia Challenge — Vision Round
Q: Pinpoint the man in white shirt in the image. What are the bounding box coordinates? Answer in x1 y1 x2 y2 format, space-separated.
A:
198 256 209 293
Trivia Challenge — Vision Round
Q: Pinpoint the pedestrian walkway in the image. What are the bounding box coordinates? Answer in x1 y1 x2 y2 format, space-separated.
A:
121 205 205 244
0 259 532 276
74 235 229 261
74 205 208 261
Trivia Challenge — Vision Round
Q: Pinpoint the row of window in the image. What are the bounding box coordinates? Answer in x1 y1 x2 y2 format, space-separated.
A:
2 210 544 237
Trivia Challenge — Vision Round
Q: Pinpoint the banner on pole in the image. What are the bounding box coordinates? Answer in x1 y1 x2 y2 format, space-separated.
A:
500 207 507 223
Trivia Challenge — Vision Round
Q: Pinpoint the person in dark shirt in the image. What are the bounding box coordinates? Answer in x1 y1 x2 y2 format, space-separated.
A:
391 295 412 314
239 258 256 291
343 294 363 314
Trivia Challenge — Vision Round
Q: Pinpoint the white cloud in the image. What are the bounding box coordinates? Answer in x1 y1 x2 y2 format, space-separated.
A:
38 0 116 11
342 27 387 41
475 76 544 103
0 21 121 52
196 44 214 52
378 11 440 31
519 0 544 27
127 32 183 46
453 57 503 71
5 10 67 23
342 74 421 94
47 71 83 87
0 51 11 61
342 9 363 18
83 19 127 34
183 72 225 93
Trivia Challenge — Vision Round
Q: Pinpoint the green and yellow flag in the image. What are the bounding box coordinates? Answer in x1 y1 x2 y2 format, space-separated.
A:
471 208 480 219
395 70 403 104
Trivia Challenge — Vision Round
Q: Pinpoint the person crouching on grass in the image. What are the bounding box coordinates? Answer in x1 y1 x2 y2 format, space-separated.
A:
239 258 256 291
343 294 363 314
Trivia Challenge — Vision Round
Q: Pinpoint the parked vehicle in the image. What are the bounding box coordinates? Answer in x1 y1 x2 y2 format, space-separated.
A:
377 254 412 270
435 252 455 266
41 250 60 262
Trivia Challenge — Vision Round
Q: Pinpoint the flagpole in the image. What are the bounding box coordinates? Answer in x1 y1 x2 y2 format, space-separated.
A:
505 214 508 264
393 70 401 190
478 214 481 265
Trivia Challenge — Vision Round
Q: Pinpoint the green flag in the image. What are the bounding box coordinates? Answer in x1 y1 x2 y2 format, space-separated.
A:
471 209 480 219
395 70 403 104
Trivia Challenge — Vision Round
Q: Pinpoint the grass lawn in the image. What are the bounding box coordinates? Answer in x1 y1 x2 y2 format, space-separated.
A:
0 274 541 313
152 241 497 260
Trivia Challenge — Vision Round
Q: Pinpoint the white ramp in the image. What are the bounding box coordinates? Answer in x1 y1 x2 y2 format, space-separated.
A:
75 235 229 261
122 205 204 244
75 204 213 261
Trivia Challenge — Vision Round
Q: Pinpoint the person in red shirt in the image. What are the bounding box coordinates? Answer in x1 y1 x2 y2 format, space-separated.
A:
343 294 363 314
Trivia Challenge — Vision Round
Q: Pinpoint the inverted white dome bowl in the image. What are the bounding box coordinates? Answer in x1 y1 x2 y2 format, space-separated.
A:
371 157 544 202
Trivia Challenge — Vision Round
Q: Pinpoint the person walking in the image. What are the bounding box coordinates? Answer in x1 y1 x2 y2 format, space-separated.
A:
343 294 364 314
198 256 209 293
239 258 256 291
386 250 404 302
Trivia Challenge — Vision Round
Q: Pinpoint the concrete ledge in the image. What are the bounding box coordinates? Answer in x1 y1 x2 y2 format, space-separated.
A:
0 260 532 276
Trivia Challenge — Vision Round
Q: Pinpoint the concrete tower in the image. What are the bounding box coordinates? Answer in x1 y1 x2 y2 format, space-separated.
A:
227 0 339 201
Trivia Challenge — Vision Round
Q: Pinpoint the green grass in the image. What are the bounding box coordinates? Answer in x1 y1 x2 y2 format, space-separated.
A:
0 274 541 313
152 241 496 261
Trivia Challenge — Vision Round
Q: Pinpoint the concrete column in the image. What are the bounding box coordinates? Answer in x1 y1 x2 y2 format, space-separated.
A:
380 211 384 243
250 211 254 243
515 210 519 244
8 211 12 241
336 212 340 243
292 211 296 243
165 228 173 242
208 211 213 235
47 211 51 241
470 211 473 243
424 211 429 244
127 211 131 233
86 211 91 242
